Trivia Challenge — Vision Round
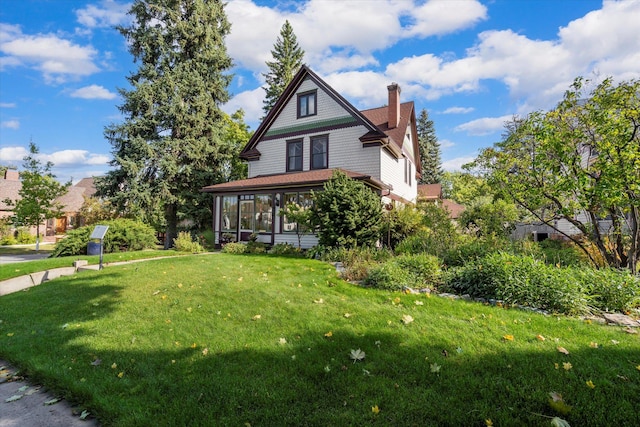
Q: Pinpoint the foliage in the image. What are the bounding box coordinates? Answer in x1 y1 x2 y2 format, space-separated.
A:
394 253 442 288
15 227 37 244
98 0 235 248
363 254 441 290
0 217 12 239
477 77 640 273
51 218 156 257
380 204 425 249
578 268 640 313
221 242 246 254
442 235 510 267
317 246 393 282
458 197 520 238
269 242 302 256
395 202 459 258
0 235 17 245
309 171 383 248
246 241 267 254
363 260 413 290
78 197 118 226
2 142 70 249
262 20 305 117
173 231 204 253
516 239 589 267
416 109 442 184
197 229 216 249
443 252 589 314
440 171 492 206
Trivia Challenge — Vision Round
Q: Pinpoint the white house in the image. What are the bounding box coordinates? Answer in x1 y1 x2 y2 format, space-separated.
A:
202 66 421 248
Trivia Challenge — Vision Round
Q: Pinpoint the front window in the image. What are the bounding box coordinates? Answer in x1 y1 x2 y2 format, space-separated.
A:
255 194 273 233
287 139 303 172
282 192 312 232
297 90 317 118
222 196 238 232
311 135 328 169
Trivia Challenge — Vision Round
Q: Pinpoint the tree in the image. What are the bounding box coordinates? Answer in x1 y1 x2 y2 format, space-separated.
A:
417 109 442 184
477 77 640 273
2 142 70 250
262 20 305 118
440 170 492 206
458 197 519 238
309 171 382 248
98 0 234 248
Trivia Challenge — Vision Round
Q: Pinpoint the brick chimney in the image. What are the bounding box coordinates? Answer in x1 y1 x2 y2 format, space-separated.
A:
387 83 401 129
4 170 19 181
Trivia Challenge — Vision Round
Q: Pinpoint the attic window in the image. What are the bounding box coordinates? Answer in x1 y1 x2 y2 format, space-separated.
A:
297 90 317 118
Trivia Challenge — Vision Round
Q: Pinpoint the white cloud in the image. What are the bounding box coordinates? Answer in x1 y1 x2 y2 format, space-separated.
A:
0 102 16 108
40 150 110 167
403 0 487 38
223 87 265 128
442 107 474 114
0 25 100 83
442 156 476 171
1 120 19 129
455 115 513 136
75 0 130 29
70 84 117 100
0 146 28 161
439 139 455 149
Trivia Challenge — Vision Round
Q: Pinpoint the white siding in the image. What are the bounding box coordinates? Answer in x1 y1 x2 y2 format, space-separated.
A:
380 149 417 203
274 233 318 249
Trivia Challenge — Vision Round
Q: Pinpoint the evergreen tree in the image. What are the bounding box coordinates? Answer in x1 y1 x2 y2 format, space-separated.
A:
417 109 442 184
98 0 234 248
262 20 305 117
3 142 70 250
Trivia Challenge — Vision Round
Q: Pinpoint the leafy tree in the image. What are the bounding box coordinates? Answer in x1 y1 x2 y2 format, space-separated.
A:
417 109 442 184
262 20 305 118
78 197 119 226
2 142 70 250
309 171 382 248
458 197 519 238
278 202 311 249
98 0 234 248
477 77 640 273
440 170 492 206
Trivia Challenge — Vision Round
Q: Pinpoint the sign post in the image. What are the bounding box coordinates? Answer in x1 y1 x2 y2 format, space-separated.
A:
90 225 109 270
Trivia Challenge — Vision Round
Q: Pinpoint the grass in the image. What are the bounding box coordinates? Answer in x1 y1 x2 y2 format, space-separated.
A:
0 250 187 281
0 243 55 255
0 254 639 426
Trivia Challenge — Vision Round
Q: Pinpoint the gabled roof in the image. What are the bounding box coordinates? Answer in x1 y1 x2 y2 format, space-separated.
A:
0 179 21 211
240 65 388 161
202 168 389 194
417 184 442 200
360 101 415 152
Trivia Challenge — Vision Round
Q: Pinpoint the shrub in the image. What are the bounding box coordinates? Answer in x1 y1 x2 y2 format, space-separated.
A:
442 235 509 267
443 252 588 314
363 261 413 291
52 219 156 257
269 243 302 256
0 235 17 245
173 231 204 253
579 268 640 313
221 242 246 254
246 241 267 254
198 229 216 249
380 204 425 249
394 253 442 288
394 231 433 256
15 227 37 244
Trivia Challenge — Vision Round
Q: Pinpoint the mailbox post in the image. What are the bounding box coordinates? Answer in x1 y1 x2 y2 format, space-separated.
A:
90 225 109 270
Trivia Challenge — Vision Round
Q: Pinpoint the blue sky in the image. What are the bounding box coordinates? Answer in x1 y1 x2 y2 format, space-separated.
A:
1 0 639 184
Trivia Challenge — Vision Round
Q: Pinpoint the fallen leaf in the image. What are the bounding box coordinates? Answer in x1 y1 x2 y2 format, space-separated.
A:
624 327 638 334
503 334 514 341
350 349 366 363
548 392 572 415
5 395 23 403
18 385 29 392
343 313 351 318
251 314 261 321
402 314 414 325
24 387 40 396
562 362 572 371
485 420 493 427
550 417 571 427
152 290 160 295
372 405 380 415
44 398 61 406
430 363 441 373
202 348 209 356
324 331 333 338
190 343 197 349
80 410 90 420
536 334 546 341
111 363 117 369
589 342 598 348
415 300 424 306
586 380 595 389
279 337 287 345
557 346 569 355
117 372 124 378
313 298 324 304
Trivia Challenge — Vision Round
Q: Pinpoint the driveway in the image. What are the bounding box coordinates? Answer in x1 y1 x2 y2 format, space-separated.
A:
0 253 50 265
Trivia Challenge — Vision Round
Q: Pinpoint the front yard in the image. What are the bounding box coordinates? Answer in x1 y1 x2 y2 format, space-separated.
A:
0 254 638 426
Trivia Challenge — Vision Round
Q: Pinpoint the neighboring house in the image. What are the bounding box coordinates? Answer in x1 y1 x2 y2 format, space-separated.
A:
203 65 421 248
417 183 465 220
0 171 96 241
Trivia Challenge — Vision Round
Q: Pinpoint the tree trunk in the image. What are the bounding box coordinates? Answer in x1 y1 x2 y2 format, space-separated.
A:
164 202 178 250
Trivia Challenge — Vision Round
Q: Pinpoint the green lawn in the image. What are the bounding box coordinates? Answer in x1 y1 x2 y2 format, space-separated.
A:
0 254 638 426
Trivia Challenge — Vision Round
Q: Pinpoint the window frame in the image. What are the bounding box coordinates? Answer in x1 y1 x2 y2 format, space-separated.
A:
297 90 317 119
286 139 303 172
310 134 329 170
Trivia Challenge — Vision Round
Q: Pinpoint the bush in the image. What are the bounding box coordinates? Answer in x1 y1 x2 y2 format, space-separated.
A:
221 242 246 254
380 205 425 249
315 246 393 282
443 252 588 314
394 253 442 288
394 231 434 256
52 219 156 257
173 231 204 253
579 268 640 313
0 235 17 245
246 241 267 254
269 243 302 256
442 235 509 267
363 261 413 291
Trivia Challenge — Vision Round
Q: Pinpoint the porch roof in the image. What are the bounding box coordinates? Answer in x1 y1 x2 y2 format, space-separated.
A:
202 168 389 195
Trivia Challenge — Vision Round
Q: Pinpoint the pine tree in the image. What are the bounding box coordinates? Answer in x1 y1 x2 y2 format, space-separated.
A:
417 109 442 184
98 0 234 248
262 20 305 118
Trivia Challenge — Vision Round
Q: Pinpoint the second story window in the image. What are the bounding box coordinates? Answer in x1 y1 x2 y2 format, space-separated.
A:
287 139 303 171
311 135 328 169
297 90 317 118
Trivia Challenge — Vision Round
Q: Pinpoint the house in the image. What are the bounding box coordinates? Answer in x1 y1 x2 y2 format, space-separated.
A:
0 171 97 241
202 66 421 248
417 183 465 220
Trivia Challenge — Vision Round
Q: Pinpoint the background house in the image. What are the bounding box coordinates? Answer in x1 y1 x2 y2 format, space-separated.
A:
417 183 465 220
203 65 421 248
